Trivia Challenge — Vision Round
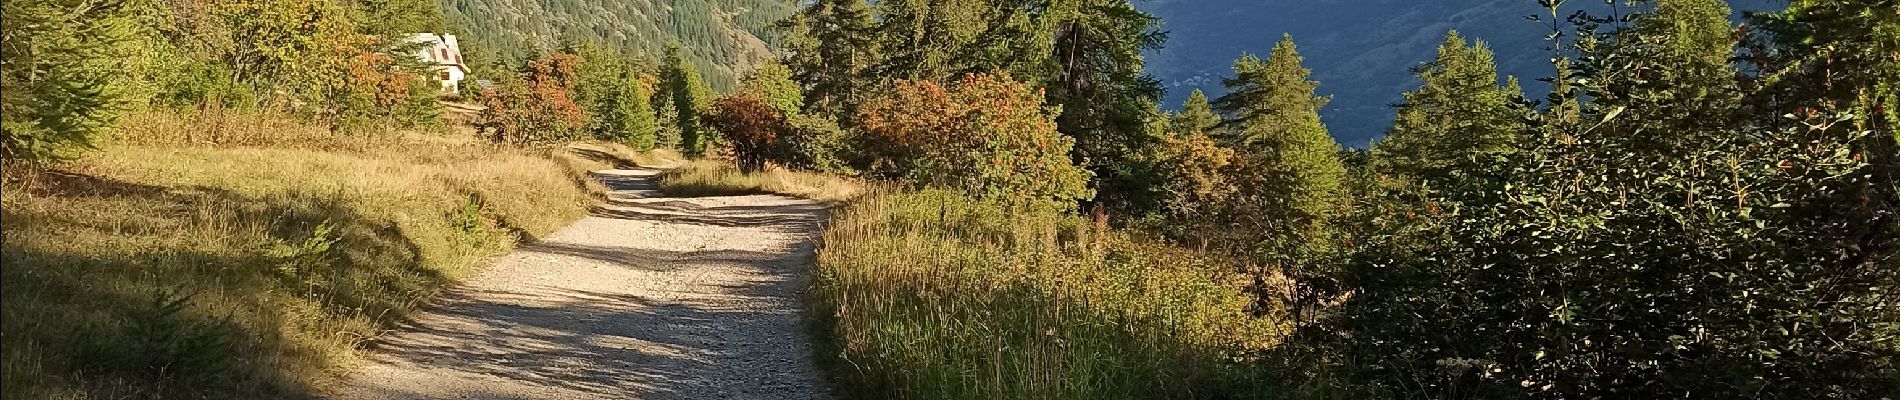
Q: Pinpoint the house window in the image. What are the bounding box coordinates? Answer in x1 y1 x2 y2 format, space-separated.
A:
439 71 451 81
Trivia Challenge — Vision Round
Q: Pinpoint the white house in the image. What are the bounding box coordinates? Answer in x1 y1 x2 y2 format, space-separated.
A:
409 33 469 94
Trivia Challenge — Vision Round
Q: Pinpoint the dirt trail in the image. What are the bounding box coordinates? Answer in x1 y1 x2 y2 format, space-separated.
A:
329 168 831 400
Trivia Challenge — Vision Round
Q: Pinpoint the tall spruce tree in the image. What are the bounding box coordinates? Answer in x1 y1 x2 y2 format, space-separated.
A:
1372 31 1524 183
1214 35 1333 148
663 43 714 157
1042 0 1167 215
1 0 134 160
597 71 658 150
873 0 1051 82
1217 35 1349 324
781 0 880 123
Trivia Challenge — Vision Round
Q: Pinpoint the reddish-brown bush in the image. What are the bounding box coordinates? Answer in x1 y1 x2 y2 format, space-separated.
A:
701 95 786 173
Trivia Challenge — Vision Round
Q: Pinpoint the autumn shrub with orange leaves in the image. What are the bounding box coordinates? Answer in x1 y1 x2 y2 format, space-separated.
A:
477 52 588 144
330 36 442 132
857 73 1090 210
701 95 787 173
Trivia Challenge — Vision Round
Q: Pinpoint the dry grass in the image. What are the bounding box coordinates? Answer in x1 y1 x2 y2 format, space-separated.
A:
657 159 863 203
810 190 1284 400
0 110 644 399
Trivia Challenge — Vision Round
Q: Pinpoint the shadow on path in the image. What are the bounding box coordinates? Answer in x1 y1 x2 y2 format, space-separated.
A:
329 167 831 400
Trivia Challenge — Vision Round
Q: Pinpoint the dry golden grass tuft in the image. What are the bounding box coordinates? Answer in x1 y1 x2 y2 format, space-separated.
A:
810 190 1284 399
0 111 648 399
657 159 864 203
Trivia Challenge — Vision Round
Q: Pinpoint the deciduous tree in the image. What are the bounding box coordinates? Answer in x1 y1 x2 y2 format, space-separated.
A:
702 95 785 173
857 73 1090 210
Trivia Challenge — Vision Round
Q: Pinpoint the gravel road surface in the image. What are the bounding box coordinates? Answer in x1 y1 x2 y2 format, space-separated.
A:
328 168 831 400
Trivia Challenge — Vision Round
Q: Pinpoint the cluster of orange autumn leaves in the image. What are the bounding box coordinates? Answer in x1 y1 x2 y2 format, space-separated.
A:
475 52 590 143
694 71 1088 210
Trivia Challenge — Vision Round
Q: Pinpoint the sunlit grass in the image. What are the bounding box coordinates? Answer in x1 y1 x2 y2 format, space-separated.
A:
657 159 863 202
0 111 640 399
811 190 1284 400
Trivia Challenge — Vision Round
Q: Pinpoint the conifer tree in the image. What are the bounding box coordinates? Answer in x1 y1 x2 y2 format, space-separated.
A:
598 71 658 150
1592 0 1740 144
1042 0 1167 215
1214 35 1332 149
1172 89 1220 135
782 0 880 122
1 0 134 160
1634 0 1737 105
663 43 714 157
1372 31 1524 183
1216 35 1349 323
1750 0 1899 138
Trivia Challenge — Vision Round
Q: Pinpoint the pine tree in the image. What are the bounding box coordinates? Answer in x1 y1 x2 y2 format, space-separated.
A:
597 71 658 149
1750 0 1899 137
783 0 880 122
1041 0 1166 215
1372 31 1524 183
1216 35 1349 323
1172 89 1220 135
1214 35 1332 148
1635 0 1736 105
663 43 713 157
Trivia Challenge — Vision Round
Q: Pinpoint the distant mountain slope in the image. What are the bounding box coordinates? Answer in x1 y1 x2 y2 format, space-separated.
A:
441 0 793 89
1138 0 1781 146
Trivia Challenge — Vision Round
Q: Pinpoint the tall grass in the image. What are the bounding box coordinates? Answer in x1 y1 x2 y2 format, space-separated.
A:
811 190 1283 400
657 159 863 202
0 111 641 399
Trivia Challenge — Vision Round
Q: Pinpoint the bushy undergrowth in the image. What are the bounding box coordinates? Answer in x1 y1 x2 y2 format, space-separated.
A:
811 190 1281 400
0 112 636 399
657 159 862 202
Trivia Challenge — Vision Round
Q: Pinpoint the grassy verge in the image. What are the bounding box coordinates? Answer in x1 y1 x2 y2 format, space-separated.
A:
811 190 1283 400
0 111 642 399
656 159 862 202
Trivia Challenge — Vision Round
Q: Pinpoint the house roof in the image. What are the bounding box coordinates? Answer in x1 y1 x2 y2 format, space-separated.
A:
409 33 469 74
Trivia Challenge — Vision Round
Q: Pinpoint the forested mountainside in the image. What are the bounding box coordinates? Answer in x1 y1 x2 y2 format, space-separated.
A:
1140 0 1781 146
441 0 793 89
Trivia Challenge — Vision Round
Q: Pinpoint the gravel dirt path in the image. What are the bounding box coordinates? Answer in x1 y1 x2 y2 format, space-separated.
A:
328 168 831 400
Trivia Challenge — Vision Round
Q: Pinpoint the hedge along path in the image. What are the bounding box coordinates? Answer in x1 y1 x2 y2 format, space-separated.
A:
328 167 831 400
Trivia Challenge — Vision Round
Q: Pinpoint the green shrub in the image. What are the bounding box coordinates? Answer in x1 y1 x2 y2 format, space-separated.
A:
778 114 855 174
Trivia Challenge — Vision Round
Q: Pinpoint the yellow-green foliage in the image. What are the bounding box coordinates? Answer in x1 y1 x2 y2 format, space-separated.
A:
812 190 1279 400
657 159 862 203
0 113 629 399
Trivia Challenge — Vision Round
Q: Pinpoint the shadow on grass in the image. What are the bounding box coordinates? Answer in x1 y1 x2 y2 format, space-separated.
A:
2 169 454 399
568 146 641 170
